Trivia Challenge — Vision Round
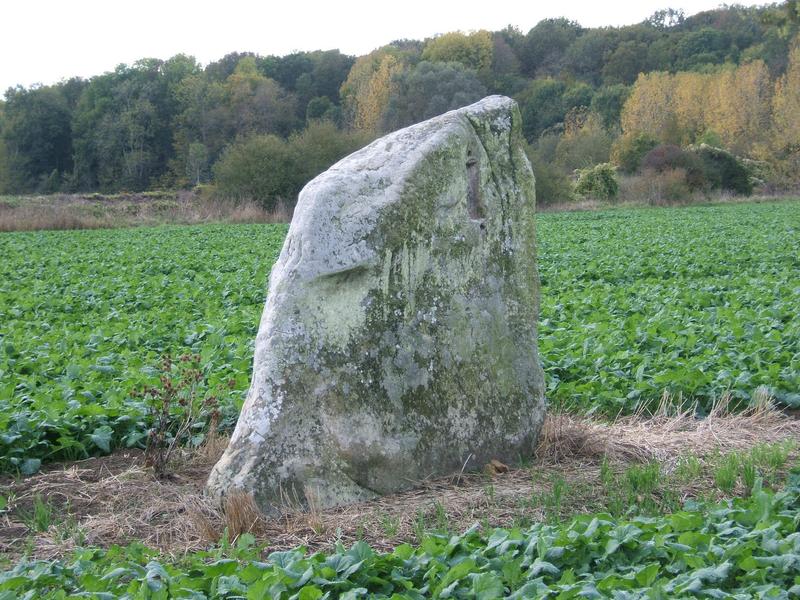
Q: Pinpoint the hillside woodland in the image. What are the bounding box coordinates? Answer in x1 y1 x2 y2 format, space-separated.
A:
1 2 798 206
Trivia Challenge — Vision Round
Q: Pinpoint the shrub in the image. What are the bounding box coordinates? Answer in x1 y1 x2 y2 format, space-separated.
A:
740 157 770 190
697 130 723 147
641 144 706 190
618 168 692 205
612 133 659 173
136 354 223 478
574 163 619 201
640 144 684 171
525 137 574 206
532 161 574 205
213 122 371 210
212 135 298 210
288 120 372 186
689 144 753 196
639 143 754 196
763 151 800 192
554 112 613 172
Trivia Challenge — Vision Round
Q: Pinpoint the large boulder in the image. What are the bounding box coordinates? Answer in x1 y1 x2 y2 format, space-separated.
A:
207 95 546 513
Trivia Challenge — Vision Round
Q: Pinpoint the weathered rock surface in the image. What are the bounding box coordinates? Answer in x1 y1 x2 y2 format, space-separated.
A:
207 95 546 513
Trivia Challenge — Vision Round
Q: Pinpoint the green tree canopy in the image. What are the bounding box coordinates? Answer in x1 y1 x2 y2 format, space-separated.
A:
520 18 582 76
422 31 494 73
2 83 79 192
382 61 486 131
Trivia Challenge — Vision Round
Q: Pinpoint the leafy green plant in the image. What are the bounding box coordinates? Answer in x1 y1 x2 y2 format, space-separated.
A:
537 201 800 415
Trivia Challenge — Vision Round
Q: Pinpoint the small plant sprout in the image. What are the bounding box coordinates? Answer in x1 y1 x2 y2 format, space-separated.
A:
483 484 496 505
625 462 661 497
741 456 758 492
380 514 400 537
542 474 567 522
714 453 740 494
19 494 54 533
674 455 703 482
600 456 615 487
432 500 450 533
413 508 427 541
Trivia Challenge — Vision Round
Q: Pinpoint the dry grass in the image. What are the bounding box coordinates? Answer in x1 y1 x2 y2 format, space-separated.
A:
538 198 608 212
537 391 796 467
2 404 797 561
3 191 796 230
538 192 800 213
0 191 290 232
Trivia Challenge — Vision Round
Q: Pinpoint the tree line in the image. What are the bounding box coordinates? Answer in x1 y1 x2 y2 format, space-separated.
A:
0 2 798 207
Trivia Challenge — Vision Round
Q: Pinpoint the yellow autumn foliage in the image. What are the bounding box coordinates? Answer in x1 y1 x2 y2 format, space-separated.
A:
340 49 406 132
772 43 800 154
621 61 773 155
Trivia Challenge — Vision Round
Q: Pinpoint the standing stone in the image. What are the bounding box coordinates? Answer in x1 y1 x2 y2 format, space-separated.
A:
207 96 546 513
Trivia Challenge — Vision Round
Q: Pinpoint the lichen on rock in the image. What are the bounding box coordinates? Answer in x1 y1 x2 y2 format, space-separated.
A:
206 95 546 514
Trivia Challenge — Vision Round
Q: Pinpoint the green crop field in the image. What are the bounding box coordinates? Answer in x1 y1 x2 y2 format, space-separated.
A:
537 202 800 415
1 201 799 473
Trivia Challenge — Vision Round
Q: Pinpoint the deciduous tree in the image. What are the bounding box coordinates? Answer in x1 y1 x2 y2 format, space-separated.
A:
382 61 486 131
2 84 76 191
621 72 684 145
707 60 771 154
520 18 582 76
771 40 800 180
422 30 494 74
772 42 800 153
340 48 410 132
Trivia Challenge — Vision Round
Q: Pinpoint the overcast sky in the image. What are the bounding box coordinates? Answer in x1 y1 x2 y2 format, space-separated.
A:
2 0 741 93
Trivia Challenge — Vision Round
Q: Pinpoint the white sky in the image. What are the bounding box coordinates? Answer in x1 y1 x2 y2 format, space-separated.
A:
2 0 741 93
